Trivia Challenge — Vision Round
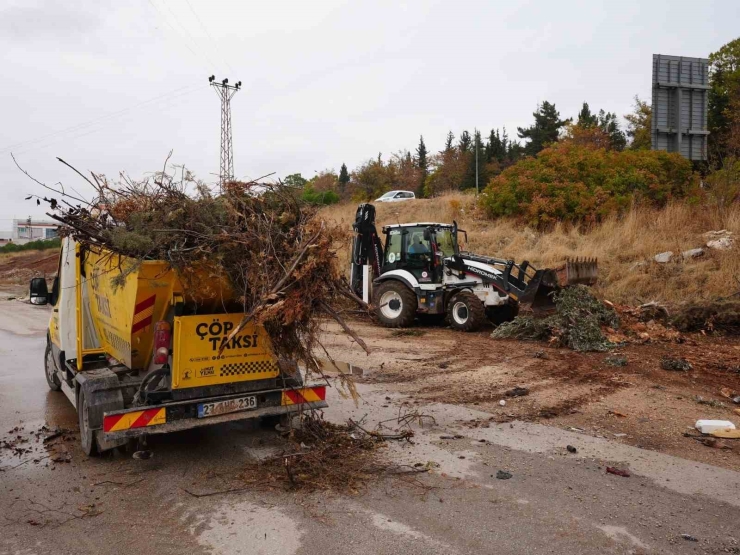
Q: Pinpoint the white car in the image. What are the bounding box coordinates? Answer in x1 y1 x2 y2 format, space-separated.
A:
375 190 416 202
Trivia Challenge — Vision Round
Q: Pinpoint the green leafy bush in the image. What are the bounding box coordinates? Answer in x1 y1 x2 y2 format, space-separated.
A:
0 238 61 254
479 142 697 226
301 185 340 206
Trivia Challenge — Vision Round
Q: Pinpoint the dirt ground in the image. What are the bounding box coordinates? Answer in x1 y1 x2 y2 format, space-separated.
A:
0 249 59 295
320 317 740 472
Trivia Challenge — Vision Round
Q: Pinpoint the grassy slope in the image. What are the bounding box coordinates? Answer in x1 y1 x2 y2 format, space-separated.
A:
319 194 740 304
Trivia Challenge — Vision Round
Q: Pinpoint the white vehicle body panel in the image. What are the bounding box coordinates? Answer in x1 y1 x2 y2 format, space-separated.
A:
460 259 503 276
58 238 78 360
378 265 508 307
378 269 420 288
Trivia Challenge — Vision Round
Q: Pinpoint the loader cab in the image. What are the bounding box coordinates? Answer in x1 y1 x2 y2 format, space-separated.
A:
381 223 458 285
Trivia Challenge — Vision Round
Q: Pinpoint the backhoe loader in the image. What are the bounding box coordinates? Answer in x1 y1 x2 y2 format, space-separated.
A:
350 203 597 331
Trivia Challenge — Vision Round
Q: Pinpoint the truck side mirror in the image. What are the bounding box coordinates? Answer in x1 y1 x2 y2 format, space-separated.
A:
423 228 432 241
29 277 49 305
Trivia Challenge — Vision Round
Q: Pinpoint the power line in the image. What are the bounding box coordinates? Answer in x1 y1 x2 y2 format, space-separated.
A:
183 0 235 74
150 0 222 73
146 0 212 72
0 84 204 155
160 0 222 70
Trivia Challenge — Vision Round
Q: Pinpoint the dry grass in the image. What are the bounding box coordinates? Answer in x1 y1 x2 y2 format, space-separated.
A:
319 194 740 304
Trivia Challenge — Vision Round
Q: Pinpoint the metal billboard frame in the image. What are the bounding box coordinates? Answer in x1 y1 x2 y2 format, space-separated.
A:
651 54 709 161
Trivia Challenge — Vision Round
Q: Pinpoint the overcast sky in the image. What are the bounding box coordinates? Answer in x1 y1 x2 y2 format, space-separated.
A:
0 0 737 229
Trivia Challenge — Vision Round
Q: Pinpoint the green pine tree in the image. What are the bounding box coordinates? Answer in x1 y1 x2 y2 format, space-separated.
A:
577 102 598 127
415 136 428 197
517 101 570 156
597 110 627 151
458 130 472 153
444 131 455 152
338 163 350 194
501 128 509 161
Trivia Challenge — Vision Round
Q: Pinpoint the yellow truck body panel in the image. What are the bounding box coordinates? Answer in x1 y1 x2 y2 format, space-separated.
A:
171 313 278 389
81 247 277 388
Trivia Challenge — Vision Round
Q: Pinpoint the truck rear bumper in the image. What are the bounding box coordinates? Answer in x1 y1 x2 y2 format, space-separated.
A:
101 385 327 442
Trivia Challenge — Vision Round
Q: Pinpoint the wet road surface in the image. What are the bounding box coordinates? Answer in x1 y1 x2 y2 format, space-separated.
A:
1 300 740 555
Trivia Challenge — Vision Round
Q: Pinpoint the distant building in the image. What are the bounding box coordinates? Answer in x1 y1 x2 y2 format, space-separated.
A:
12 218 58 245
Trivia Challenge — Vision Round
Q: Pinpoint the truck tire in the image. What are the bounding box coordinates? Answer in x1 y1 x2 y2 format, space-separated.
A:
374 280 417 328
486 299 520 326
44 342 62 391
77 389 99 457
447 291 486 332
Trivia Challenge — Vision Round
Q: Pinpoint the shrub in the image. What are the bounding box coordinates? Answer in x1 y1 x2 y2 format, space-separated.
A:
301 185 340 206
0 238 61 254
479 142 697 227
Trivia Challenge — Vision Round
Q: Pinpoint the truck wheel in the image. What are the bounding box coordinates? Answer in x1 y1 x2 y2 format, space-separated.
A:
77 389 99 457
487 299 520 325
44 343 62 391
374 280 417 328
447 292 486 332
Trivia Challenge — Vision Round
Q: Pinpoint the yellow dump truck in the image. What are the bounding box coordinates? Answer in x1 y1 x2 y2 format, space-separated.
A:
30 238 327 455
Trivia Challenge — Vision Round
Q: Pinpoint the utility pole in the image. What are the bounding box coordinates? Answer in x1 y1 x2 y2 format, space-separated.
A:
475 128 479 195
209 75 241 189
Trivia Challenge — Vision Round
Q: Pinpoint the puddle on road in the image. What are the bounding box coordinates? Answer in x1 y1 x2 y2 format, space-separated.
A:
192 501 303 555
1 394 78 471
0 421 78 470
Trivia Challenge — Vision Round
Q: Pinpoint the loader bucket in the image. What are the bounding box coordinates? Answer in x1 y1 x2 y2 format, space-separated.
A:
558 257 598 286
518 268 560 312
519 258 598 312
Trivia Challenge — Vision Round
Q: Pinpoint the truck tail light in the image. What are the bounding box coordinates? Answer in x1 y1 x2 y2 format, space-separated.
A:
153 321 171 364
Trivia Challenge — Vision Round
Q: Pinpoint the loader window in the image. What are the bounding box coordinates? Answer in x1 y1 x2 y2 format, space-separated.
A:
434 229 456 257
384 230 402 265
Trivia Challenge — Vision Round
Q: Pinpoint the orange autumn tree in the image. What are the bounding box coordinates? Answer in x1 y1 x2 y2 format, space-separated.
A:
478 140 698 227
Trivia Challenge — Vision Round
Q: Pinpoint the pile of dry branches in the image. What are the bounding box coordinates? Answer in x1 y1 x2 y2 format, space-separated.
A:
23 156 368 370
242 414 421 492
243 415 385 492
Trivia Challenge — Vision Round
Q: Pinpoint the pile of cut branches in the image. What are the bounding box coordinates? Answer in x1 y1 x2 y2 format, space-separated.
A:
243 414 389 492
493 285 619 352
24 156 368 371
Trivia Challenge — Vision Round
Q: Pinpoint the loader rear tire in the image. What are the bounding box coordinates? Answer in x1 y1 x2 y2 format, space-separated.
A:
447 291 486 332
374 280 417 328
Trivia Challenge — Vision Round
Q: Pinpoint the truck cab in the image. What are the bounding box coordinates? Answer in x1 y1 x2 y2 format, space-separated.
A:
32 238 327 455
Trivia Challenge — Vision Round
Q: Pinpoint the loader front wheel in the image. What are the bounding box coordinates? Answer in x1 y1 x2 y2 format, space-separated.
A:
374 280 417 328
447 292 486 332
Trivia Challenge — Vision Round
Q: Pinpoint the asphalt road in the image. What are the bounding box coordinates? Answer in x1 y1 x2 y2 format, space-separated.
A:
1 299 739 555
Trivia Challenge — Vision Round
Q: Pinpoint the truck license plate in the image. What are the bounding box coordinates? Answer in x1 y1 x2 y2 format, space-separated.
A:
197 396 257 418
